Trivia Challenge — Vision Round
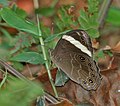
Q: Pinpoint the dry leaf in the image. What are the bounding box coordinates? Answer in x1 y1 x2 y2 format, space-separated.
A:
92 39 99 49
112 41 120 53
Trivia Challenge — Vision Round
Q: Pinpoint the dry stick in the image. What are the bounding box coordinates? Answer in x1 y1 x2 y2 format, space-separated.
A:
98 0 112 28
0 59 27 81
0 59 59 104
33 0 58 97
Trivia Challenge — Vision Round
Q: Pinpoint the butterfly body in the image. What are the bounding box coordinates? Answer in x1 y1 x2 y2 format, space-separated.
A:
50 30 102 91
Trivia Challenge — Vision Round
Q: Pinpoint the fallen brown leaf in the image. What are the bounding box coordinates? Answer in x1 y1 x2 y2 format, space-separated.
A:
112 41 120 53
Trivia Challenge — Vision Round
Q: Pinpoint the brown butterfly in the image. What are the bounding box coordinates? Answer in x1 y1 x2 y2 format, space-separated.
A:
50 29 102 91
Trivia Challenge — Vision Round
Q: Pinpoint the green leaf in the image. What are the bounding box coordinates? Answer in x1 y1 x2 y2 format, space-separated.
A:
36 7 55 17
12 62 24 71
13 33 35 48
44 33 60 42
44 30 70 42
0 7 39 36
0 27 13 43
97 50 105 58
54 6 75 31
106 7 120 26
0 78 43 106
88 0 99 13
87 28 99 38
79 10 89 23
95 50 105 61
104 50 113 57
10 52 45 64
40 23 51 38
14 7 27 19
55 69 69 86
0 48 10 59
78 0 100 38
79 16 90 29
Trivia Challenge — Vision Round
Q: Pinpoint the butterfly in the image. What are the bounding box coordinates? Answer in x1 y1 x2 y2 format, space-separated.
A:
50 29 102 91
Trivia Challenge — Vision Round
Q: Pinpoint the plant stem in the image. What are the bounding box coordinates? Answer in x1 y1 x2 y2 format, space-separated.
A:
33 0 58 97
98 0 112 28
0 69 7 88
36 15 58 97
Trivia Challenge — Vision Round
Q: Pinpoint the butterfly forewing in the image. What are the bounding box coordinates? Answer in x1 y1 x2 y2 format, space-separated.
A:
65 30 93 54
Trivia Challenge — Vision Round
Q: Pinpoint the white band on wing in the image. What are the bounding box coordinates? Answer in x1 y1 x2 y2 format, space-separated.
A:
62 35 92 57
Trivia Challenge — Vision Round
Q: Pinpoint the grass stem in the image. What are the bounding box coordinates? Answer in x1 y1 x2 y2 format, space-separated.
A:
36 14 58 97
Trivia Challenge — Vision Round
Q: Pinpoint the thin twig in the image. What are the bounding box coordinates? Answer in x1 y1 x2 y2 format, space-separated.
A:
0 59 59 104
98 0 112 28
0 59 27 81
